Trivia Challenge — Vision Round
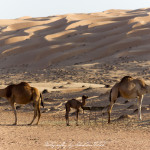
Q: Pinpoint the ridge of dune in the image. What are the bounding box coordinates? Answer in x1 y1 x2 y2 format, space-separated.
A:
0 8 150 69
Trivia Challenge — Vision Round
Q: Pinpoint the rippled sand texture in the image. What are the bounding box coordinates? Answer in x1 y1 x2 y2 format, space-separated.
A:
0 8 150 69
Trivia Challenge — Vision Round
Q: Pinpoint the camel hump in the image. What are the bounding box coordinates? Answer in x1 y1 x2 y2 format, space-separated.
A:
19 82 30 86
120 76 133 83
6 82 30 98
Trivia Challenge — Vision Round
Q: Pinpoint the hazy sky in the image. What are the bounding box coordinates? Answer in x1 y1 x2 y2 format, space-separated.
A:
1 0 150 19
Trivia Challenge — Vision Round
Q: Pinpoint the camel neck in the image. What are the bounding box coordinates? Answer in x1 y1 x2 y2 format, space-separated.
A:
0 89 6 98
81 98 86 106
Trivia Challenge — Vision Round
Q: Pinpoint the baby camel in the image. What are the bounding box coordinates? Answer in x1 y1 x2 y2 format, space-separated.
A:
108 76 150 123
0 82 44 125
65 95 88 126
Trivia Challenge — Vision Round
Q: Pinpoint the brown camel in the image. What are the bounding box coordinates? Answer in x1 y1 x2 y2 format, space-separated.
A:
108 76 150 123
65 95 88 126
0 82 44 125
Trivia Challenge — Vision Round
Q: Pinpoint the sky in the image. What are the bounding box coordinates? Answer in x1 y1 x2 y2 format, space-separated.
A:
0 0 150 19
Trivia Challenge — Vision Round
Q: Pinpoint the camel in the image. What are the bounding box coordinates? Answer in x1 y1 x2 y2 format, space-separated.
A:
0 82 44 125
108 76 150 123
65 95 88 126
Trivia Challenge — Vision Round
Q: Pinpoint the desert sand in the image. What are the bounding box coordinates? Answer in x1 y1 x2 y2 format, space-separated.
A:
1 8 150 149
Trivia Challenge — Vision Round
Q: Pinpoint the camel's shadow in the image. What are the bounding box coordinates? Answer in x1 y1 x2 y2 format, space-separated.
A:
136 119 150 127
110 117 150 128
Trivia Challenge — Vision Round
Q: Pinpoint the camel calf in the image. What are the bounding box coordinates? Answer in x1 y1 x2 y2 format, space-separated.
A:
108 76 150 123
0 82 44 125
65 95 88 126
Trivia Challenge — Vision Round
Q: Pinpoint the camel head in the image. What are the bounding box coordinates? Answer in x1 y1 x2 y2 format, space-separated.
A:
82 95 88 100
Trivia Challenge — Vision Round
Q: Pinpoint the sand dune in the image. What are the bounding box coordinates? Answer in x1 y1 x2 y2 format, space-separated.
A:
1 8 150 150
0 8 150 69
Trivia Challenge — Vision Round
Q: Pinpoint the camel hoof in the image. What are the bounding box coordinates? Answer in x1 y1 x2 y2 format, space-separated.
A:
66 124 70 126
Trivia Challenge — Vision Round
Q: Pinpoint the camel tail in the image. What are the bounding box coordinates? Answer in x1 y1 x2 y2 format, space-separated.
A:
40 93 44 108
109 89 112 102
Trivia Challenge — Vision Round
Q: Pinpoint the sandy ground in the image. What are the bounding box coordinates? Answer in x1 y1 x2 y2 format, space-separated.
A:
1 115 150 150
1 106 150 150
1 8 150 149
1 81 150 150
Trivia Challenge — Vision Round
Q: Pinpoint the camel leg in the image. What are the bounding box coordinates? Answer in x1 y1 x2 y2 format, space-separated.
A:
35 104 41 125
76 109 79 126
65 105 70 126
28 104 38 125
11 102 17 125
108 100 116 123
137 95 143 121
65 112 69 126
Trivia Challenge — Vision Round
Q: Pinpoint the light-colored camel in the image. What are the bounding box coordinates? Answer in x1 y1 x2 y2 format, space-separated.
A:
108 76 150 123
0 82 44 125
65 95 88 126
